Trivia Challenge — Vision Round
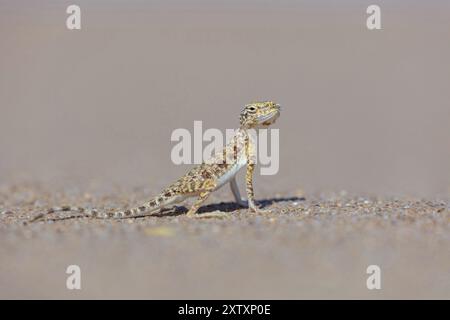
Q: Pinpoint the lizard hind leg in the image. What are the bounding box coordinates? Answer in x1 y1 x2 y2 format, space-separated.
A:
186 191 212 217
186 179 216 217
186 179 231 219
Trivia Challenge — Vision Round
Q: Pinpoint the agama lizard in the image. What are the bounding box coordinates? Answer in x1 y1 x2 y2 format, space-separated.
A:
33 101 280 220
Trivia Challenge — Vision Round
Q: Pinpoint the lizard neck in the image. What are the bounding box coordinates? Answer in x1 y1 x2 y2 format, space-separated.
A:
239 126 262 134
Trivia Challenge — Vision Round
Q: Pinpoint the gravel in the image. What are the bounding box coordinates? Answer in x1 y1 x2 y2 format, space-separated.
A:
0 183 449 299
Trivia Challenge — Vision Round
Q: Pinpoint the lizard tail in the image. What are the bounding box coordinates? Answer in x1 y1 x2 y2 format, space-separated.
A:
29 193 172 222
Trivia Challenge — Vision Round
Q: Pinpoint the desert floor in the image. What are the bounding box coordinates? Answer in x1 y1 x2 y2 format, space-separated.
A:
1 183 448 299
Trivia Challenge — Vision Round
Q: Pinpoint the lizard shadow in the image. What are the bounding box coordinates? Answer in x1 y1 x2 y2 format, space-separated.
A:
153 196 305 217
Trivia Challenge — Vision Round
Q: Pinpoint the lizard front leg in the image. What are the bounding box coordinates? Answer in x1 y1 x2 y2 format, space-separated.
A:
245 162 271 214
244 131 263 213
245 163 259 212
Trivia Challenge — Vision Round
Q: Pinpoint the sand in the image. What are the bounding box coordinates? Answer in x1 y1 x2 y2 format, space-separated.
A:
0 182 449 299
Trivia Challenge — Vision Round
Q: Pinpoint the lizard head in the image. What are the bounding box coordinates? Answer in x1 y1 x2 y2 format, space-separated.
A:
240 101 281 129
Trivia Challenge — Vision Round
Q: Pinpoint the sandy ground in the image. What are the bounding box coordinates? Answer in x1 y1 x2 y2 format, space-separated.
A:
0 182 449 299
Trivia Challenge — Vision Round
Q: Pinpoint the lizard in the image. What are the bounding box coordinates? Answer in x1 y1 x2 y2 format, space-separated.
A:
31 101 281 221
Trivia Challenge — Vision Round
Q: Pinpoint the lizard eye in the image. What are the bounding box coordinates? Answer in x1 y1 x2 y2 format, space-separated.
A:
248 106 256 112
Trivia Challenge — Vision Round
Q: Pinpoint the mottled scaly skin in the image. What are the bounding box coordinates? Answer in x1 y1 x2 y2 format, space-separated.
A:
33 101 280 221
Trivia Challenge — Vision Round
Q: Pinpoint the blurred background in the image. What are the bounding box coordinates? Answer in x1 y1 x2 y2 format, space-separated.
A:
1 0 450 197
1 0 449 300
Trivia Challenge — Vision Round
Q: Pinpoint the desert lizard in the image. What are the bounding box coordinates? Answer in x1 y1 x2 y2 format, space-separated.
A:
32 101 280 221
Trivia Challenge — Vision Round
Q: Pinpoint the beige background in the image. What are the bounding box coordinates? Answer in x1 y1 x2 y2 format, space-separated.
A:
1 0 450 197
0 1 449 300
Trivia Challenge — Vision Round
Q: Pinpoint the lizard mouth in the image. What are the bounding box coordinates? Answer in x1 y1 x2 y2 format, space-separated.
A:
259 110 280 126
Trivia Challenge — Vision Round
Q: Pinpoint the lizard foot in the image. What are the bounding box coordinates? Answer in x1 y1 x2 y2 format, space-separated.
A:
249 206 272 214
